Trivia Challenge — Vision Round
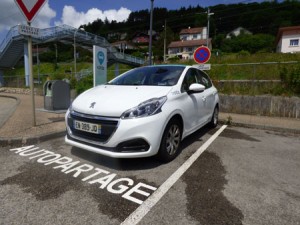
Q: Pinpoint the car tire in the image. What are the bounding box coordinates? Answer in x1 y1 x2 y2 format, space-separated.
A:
157 119 182 162
209 106 219 128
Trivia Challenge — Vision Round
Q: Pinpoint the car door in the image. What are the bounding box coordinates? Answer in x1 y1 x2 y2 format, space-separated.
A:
180 68 207 133
196 69 217 122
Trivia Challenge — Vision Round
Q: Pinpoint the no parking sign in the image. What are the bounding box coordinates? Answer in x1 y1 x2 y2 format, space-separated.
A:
193 46 211 64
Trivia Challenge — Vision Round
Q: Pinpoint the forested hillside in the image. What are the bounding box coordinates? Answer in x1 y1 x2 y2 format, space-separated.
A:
82 1 300 40
33 1 300 63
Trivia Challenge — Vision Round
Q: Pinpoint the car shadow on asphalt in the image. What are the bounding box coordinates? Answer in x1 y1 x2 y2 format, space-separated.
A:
70 124 218 171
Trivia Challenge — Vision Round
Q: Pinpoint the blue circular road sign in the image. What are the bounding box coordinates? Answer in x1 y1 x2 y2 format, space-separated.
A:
193 46 211 64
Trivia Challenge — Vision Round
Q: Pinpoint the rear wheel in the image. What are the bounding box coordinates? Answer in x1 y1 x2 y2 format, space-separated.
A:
157 119 182 162
209 106 219 128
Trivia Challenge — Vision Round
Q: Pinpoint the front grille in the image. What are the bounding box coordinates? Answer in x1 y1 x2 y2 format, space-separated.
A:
68 111 119 144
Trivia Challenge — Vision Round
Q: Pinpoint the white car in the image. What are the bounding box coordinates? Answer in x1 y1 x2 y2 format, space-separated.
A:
65 65 219 162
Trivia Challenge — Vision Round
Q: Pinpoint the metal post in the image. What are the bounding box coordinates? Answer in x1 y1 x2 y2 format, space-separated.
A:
164 20 167 63
207 8 210 48
148 0 154 65
74 30 77 77
115 63 119 78
0 70 3 87
24 42 30 87
55 43 58 68
28 22 36 126
206 8 214 49
74 28 84 77
37 44 40 85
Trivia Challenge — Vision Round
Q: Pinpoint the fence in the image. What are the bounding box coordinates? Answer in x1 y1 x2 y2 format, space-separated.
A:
209 61 300 96
1 74 48 89
0 67 130 89
209 61 300 80
1 61 299 96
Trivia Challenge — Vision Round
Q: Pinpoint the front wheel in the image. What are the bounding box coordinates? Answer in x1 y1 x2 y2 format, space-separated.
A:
209 106 219 128
157 119 182 162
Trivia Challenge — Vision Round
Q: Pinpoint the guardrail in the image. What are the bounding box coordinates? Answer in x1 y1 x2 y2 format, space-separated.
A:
0 25 145 66
38 25 144 65
0 26 19 53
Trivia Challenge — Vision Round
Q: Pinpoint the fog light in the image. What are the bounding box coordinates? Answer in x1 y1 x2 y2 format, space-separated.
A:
116 139 150 152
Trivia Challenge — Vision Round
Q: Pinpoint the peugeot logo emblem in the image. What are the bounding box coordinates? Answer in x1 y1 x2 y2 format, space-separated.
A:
89 102 96 108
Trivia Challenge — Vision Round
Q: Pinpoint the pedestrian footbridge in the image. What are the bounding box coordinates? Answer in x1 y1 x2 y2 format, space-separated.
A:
0 24 145 69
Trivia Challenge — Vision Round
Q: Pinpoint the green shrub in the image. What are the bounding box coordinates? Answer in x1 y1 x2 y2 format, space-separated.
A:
237 50 250 57
280 65 300 95
75 75 93 94
168 56 180 62
69 77 77 89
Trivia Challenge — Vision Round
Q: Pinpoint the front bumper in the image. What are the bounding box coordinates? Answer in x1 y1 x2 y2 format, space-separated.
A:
65 110 167 158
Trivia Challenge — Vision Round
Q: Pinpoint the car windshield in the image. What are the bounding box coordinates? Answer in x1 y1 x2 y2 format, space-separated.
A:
108 65 185 86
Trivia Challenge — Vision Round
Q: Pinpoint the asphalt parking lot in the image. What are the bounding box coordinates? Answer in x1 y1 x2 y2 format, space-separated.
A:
1 125 299 225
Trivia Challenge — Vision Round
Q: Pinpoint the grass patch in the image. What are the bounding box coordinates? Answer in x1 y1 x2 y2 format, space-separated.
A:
2 53 300 96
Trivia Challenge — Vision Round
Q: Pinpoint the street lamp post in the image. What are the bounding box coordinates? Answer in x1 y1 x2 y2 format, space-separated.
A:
36 44 40 84
148 0 154 65
163 20 167 63
74 27 84 77
206 8 214 48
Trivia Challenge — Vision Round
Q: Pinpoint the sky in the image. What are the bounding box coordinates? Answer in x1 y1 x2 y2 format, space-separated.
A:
0 0 266 43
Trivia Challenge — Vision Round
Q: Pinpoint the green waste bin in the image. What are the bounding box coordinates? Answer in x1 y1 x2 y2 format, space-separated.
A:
44 80 70 110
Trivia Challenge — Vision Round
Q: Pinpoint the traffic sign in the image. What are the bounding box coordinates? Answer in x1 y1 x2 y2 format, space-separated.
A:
15 0 47 23
18 25 40 37
193 46 211 64
194 64 211 70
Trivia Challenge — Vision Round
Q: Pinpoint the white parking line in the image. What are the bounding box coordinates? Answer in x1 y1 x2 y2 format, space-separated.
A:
121 125 227 225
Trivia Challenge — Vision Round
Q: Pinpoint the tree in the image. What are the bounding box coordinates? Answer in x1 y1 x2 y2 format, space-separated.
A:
220 34 275 53
153 26 176 62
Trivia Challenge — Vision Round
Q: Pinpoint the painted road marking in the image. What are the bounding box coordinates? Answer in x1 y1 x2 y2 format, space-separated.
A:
121 125 227 225
9 146 157 205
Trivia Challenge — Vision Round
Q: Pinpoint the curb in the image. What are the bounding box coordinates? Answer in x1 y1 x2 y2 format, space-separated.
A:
1 120 298 148
219 119 300 135
1 119 299 148
0 94 20 128
0 130 66 147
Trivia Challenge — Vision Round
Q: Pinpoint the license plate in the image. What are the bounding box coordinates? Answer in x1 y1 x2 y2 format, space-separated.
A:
74 120 101 134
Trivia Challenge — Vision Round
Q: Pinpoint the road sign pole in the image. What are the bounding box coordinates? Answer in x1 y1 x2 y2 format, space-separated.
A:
28 22 36 126
15 0 47 127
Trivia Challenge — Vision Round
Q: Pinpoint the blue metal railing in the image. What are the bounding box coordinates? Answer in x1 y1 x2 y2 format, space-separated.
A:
0 25 20 53
0 24 145 66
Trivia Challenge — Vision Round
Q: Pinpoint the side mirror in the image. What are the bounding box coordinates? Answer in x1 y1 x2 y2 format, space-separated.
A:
188 83 205 94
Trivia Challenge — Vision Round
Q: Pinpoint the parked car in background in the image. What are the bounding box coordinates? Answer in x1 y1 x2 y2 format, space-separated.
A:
65 65 219 162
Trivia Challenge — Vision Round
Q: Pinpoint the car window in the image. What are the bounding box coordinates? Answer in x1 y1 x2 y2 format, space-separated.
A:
108 66 185 86
197 70 212 88
123 71 145 85
181 68 200 92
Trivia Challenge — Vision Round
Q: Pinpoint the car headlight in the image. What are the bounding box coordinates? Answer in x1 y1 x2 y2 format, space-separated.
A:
121 96 167 119
67 103 73 118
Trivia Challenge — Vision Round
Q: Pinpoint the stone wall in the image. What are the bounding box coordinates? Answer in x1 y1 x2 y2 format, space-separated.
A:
0 87 31 95
220 94 300 118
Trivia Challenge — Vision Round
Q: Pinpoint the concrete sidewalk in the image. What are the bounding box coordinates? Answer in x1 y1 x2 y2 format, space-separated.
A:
0 93 66 146
0 92 299 146
219 112 300 134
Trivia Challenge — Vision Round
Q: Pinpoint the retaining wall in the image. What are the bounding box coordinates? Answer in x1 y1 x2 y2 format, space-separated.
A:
220 94 300 118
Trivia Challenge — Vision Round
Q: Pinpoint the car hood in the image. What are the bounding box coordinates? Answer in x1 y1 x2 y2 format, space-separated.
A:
72 85 173 117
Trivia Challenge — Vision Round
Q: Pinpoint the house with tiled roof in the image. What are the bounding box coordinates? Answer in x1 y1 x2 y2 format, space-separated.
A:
226 27 252 39
111 41 138 51
179 27 207 41
168 27 211 60
131 31 158 44
276 26 300 53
